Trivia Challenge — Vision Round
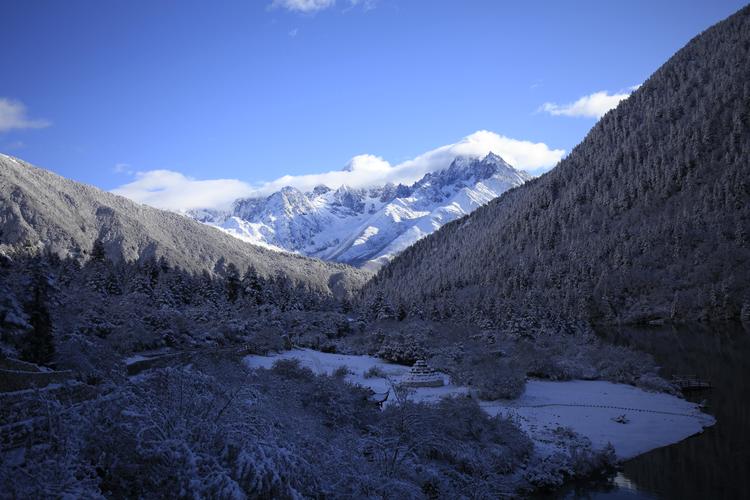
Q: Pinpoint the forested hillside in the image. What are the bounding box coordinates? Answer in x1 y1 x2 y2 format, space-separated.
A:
0 249 352 367
0 155 369 298
364 6 750 325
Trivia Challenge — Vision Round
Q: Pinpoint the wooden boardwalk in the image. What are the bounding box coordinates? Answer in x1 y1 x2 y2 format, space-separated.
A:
672 375 712 391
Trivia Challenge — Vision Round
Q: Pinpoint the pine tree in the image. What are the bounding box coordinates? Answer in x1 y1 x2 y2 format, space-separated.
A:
396 302 407 321
241 266 263 305
90 238 106 262
367 290 385 321
340 298 352 314
105 269 122 295
21 266 55 366
197 270 219 304
225 263 241 303
86 240 110 294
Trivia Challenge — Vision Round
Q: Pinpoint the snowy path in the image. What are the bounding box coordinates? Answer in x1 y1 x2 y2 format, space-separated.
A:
244 349 715 461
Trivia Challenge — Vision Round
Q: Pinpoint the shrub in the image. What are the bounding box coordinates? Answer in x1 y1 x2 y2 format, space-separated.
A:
270 358 315 380
248 327 285 354
332 365 351 378
377 337 426 364
370 397 533 497
364 365 387 379
454 356 527 400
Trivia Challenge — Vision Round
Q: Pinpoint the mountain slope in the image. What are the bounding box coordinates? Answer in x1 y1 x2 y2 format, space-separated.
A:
199 153 530 269
365 6 750 324
0 154 369 298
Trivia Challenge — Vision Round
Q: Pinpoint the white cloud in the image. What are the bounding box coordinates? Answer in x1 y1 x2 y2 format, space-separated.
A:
0 98 51 133
270 0 374 13
111 170 256 211
113 163 135 175
288 28 299 37
2 140 25 150
112 130 565 211
540 89 636 119
346 0 377 11
270 0 335 13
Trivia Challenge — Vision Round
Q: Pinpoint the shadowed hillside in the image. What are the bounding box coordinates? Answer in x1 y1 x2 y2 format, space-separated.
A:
364 6 750 325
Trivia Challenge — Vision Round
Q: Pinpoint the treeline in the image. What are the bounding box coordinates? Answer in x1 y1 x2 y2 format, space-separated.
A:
363 5 750 326
0 240 345 364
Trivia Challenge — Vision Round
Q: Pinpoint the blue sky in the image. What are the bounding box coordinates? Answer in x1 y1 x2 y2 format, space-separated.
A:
1 0 746 208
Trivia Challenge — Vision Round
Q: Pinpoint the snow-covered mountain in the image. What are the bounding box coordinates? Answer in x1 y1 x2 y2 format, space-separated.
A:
192 153 531 270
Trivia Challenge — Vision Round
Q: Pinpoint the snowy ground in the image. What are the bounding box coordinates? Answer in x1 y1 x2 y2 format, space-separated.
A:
483 380 714 460
244 348 715 461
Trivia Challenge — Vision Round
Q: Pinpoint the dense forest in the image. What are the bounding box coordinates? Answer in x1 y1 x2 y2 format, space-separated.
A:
364 5 750 326
0 244 356 370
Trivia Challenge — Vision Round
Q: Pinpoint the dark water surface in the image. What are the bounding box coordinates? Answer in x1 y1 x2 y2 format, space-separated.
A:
551 323 750 500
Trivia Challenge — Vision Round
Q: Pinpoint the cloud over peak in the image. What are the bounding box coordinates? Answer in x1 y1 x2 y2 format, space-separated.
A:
0 98 51 133
112 170 255 212
112 130 565 211
540 88 638 119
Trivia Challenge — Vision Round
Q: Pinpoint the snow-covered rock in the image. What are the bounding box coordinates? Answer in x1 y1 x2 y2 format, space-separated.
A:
194 153 530 269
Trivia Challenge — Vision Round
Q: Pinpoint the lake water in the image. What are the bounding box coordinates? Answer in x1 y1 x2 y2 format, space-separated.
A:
551 323 750 500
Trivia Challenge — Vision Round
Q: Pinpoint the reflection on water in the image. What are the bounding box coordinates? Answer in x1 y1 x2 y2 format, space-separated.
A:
611 473 645 493
552 322 750 500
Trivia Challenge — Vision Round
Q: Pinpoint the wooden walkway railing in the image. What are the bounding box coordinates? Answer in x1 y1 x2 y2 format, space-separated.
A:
671 375 712 391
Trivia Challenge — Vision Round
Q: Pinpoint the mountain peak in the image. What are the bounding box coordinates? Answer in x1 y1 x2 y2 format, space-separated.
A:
435 152 519 183
279 185 303 195
482 151 509 165
312 184 331 196
194 148 530 268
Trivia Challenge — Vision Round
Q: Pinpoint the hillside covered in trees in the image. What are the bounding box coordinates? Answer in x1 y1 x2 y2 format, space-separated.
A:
0 247 355 369
364 5 750 326
0 154 369 299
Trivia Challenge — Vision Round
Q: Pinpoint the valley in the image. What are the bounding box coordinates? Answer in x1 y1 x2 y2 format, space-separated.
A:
1 3 748 498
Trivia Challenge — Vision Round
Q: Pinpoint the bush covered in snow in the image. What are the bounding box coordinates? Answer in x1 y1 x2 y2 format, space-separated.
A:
364 365 387 379
376 335 427 364
513 330 666 388
452 355 526 400
522 428 617 492
1 356 596 498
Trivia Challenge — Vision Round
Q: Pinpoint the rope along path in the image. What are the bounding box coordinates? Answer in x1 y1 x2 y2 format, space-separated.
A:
480 402 706 419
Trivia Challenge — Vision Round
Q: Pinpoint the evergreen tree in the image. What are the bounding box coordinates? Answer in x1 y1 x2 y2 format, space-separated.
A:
90 238 106 262
225 263 241 303
21 265 55 365
396 302 407 321
242 266 263 305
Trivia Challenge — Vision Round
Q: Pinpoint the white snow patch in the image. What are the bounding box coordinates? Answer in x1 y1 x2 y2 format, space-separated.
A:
481 380 714 460
123 354 150 365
